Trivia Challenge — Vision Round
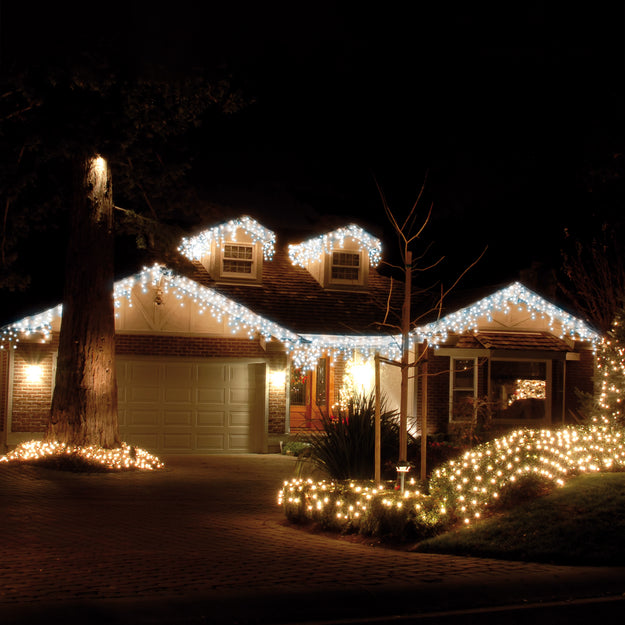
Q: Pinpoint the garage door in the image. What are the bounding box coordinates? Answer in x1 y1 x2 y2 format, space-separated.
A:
117 357 265 454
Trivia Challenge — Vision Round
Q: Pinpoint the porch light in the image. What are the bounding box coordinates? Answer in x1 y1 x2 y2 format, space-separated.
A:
24 363 43 384
269 369 286 387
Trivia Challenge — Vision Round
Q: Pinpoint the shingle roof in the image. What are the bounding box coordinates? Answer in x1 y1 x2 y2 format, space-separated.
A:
186 244 401 336
454 331 574 352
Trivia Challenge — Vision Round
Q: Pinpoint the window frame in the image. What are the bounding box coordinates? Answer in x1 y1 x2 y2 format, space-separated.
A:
219 241 258 281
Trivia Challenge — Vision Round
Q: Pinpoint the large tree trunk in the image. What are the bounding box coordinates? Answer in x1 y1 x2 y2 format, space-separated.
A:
47 156 120 448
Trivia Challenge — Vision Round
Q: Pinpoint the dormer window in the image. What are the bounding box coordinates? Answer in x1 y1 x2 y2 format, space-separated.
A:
331 252 360 282
223 243 254 276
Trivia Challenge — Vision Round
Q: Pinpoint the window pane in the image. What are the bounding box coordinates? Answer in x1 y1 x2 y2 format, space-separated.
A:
333 252 360 267
491 361 546 420
316 358 327 406
223 259 252 273
224 244 253 260
453 359 474 387
290 367 306 406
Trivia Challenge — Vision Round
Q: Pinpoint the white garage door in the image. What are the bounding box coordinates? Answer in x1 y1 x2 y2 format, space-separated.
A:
117 357 265 454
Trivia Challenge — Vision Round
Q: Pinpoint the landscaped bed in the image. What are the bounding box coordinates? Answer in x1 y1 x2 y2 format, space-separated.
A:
279 425 625 554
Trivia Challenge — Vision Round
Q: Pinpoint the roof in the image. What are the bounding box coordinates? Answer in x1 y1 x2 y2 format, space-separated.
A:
186 244 398 336
454 331 574 352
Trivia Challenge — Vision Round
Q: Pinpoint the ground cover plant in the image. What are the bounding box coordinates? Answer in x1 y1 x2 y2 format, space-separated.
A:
279 424 625 546
416 472 625 565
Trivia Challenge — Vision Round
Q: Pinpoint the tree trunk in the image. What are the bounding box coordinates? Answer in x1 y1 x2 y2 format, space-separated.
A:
47 156 120 448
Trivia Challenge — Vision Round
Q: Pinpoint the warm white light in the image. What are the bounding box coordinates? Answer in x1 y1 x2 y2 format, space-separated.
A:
24 364 43 384
269 369 286 387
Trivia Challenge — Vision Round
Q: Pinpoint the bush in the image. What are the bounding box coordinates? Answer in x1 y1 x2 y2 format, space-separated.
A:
304 392 409 480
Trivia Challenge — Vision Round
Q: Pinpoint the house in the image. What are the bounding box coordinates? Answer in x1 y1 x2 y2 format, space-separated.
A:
0 216 599 455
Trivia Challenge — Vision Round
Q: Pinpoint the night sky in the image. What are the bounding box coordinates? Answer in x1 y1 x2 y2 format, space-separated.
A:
1 2 623 320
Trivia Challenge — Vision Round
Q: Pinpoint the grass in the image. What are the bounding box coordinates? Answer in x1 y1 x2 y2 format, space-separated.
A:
415 472 625 566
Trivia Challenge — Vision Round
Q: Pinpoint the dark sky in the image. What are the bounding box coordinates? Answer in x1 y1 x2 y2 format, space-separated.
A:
1 1 623 317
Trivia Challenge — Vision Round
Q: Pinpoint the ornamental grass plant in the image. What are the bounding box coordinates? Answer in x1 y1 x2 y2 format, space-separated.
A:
302 392 409 480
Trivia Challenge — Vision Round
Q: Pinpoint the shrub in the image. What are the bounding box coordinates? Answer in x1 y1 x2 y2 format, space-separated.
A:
304 392 408 480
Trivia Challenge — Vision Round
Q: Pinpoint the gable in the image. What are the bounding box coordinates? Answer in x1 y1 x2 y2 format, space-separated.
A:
414 282 599 346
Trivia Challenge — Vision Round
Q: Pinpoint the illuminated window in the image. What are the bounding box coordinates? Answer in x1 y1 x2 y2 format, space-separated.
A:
491 360 547 420
331 252 360 282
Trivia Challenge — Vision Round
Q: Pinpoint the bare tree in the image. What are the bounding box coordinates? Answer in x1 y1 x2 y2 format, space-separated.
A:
376 173 485 477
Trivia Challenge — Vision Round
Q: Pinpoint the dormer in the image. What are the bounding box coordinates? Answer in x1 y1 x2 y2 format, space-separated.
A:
178 216 275 284
288 224 382 291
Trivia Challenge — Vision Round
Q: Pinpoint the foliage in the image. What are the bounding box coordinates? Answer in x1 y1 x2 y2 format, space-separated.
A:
280 424 625 543
279 478 449 542
448 395 495 448
281 440 311 457
593 309 625 428
417 473 625 565
0 46 243 295
303 392 407 480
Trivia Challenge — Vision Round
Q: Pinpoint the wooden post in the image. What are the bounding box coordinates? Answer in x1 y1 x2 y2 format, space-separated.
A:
420 341 428 481
374 352 381 485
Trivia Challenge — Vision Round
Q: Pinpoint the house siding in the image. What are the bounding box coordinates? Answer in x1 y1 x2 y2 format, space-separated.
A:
5 334 289 441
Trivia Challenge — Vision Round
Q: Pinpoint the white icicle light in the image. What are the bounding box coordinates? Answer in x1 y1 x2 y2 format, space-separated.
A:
178 216 276 261
412 282 600 345
288 224 382 268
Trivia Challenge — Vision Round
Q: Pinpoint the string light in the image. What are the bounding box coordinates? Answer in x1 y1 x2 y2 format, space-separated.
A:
0 440 164 471
414 282 600 345
288 224 382 268
280 425 625 533
178 216 276 261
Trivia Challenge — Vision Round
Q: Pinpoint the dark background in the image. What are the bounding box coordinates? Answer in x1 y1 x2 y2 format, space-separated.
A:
1 2 623 321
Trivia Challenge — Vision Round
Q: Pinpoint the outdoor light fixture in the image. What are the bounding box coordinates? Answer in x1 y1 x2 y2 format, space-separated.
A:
396 461 411 494
24 363 43 384
269 369 286 387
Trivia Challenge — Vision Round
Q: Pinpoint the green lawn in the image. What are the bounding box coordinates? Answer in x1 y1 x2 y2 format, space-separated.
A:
416 472 625 566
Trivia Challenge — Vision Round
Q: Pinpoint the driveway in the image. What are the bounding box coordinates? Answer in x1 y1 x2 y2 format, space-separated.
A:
1 454 624 624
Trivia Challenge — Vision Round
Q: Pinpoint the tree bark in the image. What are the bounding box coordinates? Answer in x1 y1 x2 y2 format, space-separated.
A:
47 156 120 448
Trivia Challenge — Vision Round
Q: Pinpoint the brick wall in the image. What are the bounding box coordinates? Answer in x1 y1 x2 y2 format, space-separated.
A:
565 347 595 419
10 344 56 433
267 351 287 434
7 334 289 437
417 351 450 435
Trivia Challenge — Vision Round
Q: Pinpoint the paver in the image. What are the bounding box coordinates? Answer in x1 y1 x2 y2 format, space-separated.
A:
1 455 624 624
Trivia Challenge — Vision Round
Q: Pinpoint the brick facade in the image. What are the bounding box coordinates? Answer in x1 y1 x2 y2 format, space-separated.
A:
4 334 291 443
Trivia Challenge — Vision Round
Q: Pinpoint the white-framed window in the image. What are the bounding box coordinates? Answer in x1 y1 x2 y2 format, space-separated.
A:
222 243 254 276
449 357 478 422
330 251 361 283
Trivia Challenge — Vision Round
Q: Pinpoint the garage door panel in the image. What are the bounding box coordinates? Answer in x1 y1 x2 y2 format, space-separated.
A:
163 410 193 426
196 433 226 451
230 388 253 404
228 433 249 451
128 410 161 426
229 410 250 427
197 388 226 403
117 357 263 454
197 364 227 386
197 411 226 426
163 433 193 452
124 432 159 449
127 364 161 385
164 387 193 402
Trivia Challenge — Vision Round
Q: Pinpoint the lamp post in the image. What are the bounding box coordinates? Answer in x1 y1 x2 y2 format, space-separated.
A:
395 461 411 494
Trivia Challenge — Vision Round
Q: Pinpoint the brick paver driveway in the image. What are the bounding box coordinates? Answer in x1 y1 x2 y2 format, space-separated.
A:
1 454 624 624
